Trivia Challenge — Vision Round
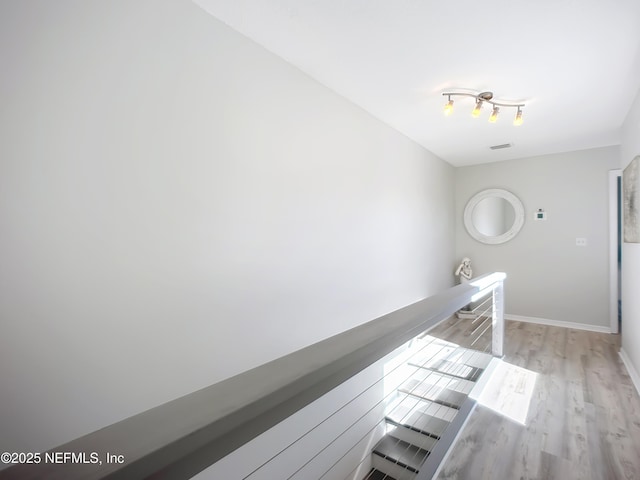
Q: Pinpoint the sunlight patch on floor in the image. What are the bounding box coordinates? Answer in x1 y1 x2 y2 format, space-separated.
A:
475 360 537 425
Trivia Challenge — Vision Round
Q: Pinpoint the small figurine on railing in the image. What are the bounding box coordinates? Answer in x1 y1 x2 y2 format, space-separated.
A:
455 257 473 317
455 257 472 284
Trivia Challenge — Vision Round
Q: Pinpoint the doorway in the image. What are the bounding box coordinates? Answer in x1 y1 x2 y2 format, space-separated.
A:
609 169 622 334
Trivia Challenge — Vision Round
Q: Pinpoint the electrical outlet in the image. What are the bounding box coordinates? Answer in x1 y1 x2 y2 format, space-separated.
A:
576 237 587 246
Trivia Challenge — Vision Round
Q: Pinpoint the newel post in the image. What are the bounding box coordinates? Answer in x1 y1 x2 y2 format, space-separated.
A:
492 279 505 357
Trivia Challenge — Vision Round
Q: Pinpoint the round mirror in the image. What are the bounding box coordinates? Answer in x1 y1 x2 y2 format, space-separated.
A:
464 189 524 244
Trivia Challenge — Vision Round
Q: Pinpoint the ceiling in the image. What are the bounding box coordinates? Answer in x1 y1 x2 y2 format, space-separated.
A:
193 0 640 167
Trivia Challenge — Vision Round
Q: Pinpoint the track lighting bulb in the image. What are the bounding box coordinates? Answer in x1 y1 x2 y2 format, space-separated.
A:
514 108 523 126
471 100 483 118
444 97 454 116
489 106 499 123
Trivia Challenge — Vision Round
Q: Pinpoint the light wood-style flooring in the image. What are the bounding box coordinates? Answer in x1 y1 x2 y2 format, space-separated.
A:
428 318 640 480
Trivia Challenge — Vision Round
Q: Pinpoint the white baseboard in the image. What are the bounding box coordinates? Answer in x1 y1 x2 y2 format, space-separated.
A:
619 348 640 396
504 314 611 334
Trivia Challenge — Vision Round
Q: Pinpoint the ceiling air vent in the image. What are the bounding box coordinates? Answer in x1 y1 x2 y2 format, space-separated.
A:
490 143 512 150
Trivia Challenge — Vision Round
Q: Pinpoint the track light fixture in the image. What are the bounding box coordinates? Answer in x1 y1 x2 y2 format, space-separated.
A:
489 106 499 123
514 106 523 126
442 91 525 125
444 96 454 115
471 99 483 118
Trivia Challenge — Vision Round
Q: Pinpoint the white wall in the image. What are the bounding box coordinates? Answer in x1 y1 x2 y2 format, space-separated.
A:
0 0 455 456
455 147 620 329
620 87 640 388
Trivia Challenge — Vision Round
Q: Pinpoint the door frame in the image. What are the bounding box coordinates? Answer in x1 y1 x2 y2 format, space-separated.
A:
609 169 622 334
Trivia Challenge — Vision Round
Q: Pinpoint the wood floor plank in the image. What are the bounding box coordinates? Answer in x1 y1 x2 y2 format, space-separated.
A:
562 379 591 479
432 319 640 480
585 402 607 480
539 451 579 480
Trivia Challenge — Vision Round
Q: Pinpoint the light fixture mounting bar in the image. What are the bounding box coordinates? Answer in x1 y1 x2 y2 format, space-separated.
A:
487 100 525 108
441 91 524 108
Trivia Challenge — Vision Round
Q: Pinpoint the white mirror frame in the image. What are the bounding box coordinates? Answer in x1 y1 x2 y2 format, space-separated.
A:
463 188 525 245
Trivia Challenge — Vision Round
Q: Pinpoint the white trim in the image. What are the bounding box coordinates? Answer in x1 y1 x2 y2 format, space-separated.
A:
430 400 479 480
619 348 640 396
609 169 622 334
505 314 611 334
468 357 502 401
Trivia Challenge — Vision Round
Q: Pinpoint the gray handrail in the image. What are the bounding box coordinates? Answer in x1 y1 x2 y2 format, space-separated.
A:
0 273 505 480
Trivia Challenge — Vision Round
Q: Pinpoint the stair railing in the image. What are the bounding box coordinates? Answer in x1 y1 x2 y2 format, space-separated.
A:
0 272 506 480
471 274 506 358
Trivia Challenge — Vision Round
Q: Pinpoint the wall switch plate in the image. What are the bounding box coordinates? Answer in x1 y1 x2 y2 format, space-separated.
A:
576 237 587 246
